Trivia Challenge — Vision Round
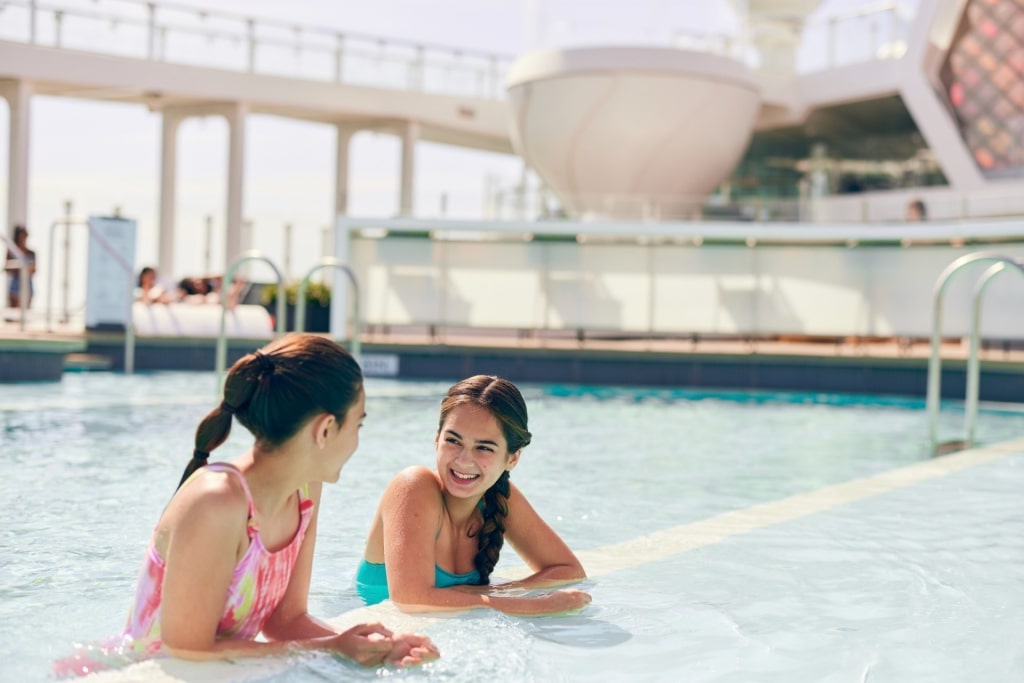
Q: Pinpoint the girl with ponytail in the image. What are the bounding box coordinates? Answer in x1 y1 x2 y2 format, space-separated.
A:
121 334 437 667
357 375 590 616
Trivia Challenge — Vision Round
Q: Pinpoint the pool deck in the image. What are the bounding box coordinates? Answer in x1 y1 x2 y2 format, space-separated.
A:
3 317 1023 401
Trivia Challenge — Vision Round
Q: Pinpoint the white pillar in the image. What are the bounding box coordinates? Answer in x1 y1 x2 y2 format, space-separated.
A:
1 80 32 234
158 111 181 277
334 124 357 217
224 102 248 265
399 120 419 216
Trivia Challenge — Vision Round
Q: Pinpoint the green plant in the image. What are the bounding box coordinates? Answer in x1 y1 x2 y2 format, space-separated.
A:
260 280 332 307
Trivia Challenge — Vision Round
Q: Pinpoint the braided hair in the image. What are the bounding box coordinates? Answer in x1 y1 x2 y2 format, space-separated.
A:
438 375 532 584
176 334 363 489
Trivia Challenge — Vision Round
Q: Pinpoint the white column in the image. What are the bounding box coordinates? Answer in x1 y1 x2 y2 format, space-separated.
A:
224 102 248 266
1 80 32 234
399 120 419 216
334 124 357 217
158 111 181 277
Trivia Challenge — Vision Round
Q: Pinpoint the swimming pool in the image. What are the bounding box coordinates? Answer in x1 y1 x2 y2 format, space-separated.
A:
2 373 1023 681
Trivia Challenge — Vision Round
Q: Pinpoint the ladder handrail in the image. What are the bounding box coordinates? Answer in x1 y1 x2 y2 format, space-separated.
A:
295 258 361 362
926 252 1023 453
963 259 1024 447
215 252 285 392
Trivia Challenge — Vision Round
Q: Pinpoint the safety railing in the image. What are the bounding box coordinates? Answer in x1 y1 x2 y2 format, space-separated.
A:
925 252 1024 454
215 251 285 391
1 0 512 99
1 234 31 331
295 258 361 362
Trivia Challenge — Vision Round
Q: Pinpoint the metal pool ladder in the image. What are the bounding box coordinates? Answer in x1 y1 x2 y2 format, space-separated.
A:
215 251 286 392
294 257 362 363
926 252 1024 454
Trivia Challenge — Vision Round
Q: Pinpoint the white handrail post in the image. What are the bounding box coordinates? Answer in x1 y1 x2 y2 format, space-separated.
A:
54 11 64 48
29 0 37 44
61 200 72 324
146 2 157 60
246 18 256 73
334 34 345 83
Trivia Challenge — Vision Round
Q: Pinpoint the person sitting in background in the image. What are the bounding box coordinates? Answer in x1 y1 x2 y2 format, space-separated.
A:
137 266 171 304
177 275 246 308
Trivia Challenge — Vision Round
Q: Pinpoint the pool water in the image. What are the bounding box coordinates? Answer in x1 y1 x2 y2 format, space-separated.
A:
2 373 1023 682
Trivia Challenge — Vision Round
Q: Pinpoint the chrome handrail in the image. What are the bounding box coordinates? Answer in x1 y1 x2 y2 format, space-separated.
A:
963 259 1024 447
926 252 1023 454
295 258 361 362
215 251 285 392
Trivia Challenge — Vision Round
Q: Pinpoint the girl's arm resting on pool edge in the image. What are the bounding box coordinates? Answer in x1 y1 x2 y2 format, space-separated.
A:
160 480 437 667
257 481 440 667
381 471 591 616
498 480 587 588
260 482 337 641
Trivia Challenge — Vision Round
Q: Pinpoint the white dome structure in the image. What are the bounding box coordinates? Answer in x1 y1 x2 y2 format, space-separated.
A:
506 47 762 219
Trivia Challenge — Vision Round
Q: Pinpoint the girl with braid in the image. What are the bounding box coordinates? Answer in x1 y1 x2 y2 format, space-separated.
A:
119 334 437 667
357 375 591 616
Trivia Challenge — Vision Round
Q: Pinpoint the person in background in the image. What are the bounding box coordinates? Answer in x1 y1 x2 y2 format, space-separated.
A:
357 374 591 616
906 198 927 222
108 335 436 668
6 225 36 309
137 266 171 304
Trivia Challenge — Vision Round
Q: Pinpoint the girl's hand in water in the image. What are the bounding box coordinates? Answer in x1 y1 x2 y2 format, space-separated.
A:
329 622 395 666
384 632 440 667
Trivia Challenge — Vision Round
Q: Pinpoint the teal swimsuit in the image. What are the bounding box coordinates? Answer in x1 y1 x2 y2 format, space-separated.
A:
355 559 481 605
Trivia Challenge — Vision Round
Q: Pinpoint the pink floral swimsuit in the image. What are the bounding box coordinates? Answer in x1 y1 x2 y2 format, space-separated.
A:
122 463 314 653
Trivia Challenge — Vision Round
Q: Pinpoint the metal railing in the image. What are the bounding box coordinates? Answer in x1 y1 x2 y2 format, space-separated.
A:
295 258 361 362
1 235 30 331
1 0 512 99
925 252 1024 454
215 251 285 392
963 259 1024 447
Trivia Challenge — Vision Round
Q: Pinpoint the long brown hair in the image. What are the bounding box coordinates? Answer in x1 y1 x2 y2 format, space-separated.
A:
438 375 532 584
177 334 363 489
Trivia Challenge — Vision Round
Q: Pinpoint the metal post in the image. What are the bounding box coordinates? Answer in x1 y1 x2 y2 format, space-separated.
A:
204 215 213 274
29 0 37 44
54 11 64 48
246 18 256 73
61 200 72 324
926 252 1018 453
283 223 293 279
334 34 345 83
147 3 157 59
964 260 1024 447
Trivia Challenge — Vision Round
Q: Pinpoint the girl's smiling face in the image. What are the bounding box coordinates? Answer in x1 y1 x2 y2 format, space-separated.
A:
435 404 519 498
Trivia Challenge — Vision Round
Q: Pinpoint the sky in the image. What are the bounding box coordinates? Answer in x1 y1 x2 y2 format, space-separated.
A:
0 0 914 312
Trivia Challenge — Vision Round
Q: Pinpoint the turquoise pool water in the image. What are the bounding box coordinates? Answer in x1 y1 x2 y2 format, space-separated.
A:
2 373 1023 681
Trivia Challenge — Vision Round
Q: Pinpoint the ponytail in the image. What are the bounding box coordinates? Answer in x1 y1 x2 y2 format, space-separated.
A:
472 470 511 584
175 335 362 492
